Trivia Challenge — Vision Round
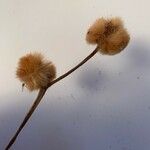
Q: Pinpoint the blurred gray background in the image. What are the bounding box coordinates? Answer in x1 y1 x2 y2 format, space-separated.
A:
0 0 150 150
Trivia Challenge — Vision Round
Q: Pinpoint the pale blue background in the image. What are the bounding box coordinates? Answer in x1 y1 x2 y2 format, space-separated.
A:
0 0 150 150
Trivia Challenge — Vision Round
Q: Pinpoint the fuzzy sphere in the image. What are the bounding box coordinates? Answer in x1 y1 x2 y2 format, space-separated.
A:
86 17 130 55
16 53 56 91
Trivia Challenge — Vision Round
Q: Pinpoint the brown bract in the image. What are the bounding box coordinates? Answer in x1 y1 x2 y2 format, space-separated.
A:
86 17 130 55
16 53 56 91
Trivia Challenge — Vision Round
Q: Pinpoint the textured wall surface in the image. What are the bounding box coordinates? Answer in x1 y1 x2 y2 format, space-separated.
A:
0 0 150 150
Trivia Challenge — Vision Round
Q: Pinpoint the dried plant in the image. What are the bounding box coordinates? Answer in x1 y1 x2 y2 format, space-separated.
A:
86 17 130 55
5 17 130 150
16 53 56 91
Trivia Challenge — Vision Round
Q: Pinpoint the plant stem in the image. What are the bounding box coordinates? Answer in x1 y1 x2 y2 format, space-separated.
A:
48 46 99 87
5 46 99 150
5 88 47 150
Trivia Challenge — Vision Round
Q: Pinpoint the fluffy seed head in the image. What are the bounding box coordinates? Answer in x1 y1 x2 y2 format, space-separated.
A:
86 17 130 55
16 52 56 91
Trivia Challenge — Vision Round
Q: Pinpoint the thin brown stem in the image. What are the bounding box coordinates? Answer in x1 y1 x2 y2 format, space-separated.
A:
48 46 99 87
5 88 47 150
5 47 99 150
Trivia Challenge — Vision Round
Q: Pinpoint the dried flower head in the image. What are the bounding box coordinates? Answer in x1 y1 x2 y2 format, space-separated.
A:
16 52 56 91
86 17 130 55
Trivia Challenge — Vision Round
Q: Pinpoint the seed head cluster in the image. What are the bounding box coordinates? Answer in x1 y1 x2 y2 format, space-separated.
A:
16 53 56 91
86 17 130 55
